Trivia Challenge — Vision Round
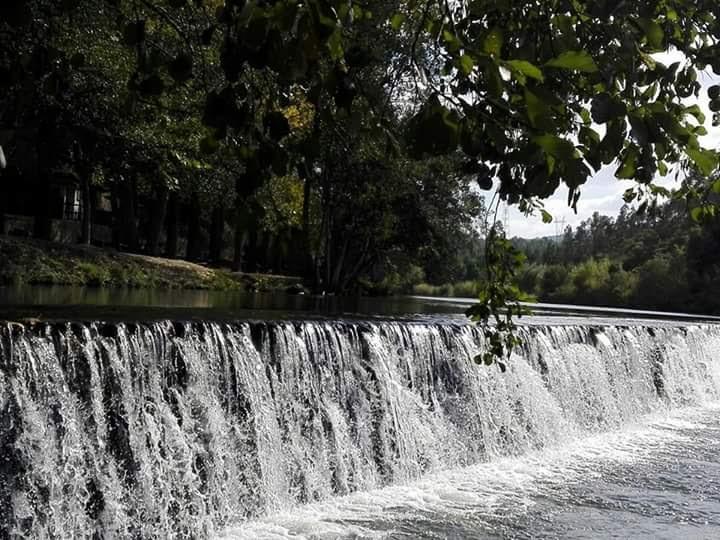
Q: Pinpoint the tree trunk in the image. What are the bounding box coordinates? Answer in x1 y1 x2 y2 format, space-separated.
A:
118 179 139 252
301 177 315 280
186 197 202 261
33 179 53 240
146 185 169 256
330 238 349 292
233 218 244 272
233 196 249 272
245 227 259 273
79 176 92 245
209 205 225 263
265 232 277 273
165 193 178 258
110 186 121 249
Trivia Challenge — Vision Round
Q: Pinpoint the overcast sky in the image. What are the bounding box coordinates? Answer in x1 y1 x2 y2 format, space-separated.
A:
503 51 720 238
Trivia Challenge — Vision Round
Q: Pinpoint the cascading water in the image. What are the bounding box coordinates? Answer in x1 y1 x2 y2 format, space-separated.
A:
1 319 719 538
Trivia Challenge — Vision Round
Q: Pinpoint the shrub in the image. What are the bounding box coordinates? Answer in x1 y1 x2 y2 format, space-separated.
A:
452 280 480 298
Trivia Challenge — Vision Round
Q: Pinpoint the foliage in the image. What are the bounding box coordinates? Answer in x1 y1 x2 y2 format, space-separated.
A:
466 227 533 371
0 237 243 290
3 0 720 368
412 280 482 298
512 186 720 314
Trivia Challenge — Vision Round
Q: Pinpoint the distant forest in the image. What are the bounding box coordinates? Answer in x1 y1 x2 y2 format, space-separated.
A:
413 177 720 316
410 207 720 316
511 193 720 315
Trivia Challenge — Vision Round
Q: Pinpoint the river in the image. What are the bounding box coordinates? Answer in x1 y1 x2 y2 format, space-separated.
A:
0 286 719 538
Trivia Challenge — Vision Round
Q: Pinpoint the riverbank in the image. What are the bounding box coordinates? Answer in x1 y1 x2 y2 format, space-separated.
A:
0 236 301 291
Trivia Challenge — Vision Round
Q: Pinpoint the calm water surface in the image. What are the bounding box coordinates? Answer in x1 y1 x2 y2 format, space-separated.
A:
2 285 719 323
0 285 470 319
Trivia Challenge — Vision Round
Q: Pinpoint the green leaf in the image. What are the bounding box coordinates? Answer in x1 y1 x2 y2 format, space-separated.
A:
524 88 550 128
533 134 575 161
545 50 597 72
712 180 720 194
628 115 648 146
598 120 626 164
623 188 637 203
407 96 460 157
639 18 664 50
578 126 600 148
591 93 626 124
443 30 462 52
540 209 553 223
687 147 718 176
458 54 475 76
506 60 544 82
649 184 670 197
684 104 706 124
390 12 405 30
615 148 638 179
691 205 716 222
483 28 503 56
327 29 343 60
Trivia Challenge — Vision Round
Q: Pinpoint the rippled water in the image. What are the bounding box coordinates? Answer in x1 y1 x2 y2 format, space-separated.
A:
220 405 720 539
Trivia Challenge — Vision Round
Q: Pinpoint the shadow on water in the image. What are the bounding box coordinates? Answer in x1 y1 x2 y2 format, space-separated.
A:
1 285 719 324
0 284 472 322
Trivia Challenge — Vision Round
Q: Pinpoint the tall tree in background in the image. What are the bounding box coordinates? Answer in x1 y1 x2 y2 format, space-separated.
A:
3 1 720 357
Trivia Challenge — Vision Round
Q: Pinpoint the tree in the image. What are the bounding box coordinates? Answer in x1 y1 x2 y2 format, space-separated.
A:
4 0 720 360
197 0 720 360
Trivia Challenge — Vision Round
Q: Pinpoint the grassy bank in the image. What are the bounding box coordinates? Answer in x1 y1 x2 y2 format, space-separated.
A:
0 236 300 291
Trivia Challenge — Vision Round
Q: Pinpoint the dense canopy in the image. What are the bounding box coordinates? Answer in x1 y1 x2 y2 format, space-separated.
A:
2 0 720 363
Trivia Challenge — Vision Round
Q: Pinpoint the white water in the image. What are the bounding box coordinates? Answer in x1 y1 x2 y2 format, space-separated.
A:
1 319 719 538
220 405 720 539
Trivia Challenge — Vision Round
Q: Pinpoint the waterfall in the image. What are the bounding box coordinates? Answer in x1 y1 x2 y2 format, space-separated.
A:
1 320 719 537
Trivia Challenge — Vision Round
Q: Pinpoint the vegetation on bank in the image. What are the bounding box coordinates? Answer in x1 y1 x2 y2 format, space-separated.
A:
3 1 720 367
0 0 484 295
0 236 299 291
513 196 720 315
412 281 482 299
410 192 720 316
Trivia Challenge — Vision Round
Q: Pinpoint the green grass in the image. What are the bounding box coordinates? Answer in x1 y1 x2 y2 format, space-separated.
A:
0 236 260 291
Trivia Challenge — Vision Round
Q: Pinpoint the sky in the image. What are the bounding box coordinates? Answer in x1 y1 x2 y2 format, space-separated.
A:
503 51 720 239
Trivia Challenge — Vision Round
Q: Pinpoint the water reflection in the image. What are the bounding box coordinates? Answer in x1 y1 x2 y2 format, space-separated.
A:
2 285 718 323
0 284 471 318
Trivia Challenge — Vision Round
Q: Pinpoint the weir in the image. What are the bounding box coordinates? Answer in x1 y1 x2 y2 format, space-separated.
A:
1 319 719 537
